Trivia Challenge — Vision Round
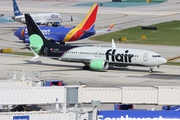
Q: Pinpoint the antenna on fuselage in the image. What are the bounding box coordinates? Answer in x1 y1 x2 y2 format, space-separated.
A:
112 39 116 49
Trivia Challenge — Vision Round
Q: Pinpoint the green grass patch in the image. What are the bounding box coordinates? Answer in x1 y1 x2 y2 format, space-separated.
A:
165 62 180 66
91 20 180 46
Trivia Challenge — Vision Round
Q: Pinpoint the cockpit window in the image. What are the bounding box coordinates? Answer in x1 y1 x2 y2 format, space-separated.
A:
152 55 161 58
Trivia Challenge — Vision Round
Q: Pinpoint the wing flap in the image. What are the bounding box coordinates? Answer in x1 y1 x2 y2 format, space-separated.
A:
59 58 91 63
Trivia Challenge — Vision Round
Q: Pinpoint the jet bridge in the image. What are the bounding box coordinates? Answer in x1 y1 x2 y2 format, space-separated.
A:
0 85 180 105
79 86 180 105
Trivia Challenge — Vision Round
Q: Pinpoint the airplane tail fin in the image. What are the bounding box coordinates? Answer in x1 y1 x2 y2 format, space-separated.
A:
63 4 98 42
12 0 23 17
24 14 54 55
77 3 98 31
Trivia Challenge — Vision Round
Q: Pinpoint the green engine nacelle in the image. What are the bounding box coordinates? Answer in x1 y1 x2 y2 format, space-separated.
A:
89 60 109 71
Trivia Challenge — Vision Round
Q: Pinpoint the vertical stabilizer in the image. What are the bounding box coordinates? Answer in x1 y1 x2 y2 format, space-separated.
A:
63 3 98 41
24 14 55 55
25 14 46 42
77 3 98 31
25 14 54 45
12 0 23 16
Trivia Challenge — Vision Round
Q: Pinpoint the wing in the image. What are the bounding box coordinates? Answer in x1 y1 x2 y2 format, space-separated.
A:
59 58 91 63
46 36 60 42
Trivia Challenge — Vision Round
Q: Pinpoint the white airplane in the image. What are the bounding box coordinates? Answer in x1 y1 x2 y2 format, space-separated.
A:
12 0 62 25
25 14 167 73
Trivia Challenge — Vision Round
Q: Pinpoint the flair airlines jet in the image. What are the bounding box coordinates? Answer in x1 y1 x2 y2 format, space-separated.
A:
11 0 62 25
14 4 112 44
25 14 167 73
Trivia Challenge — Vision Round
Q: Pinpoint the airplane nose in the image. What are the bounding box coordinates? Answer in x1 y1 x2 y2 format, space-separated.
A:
161 58 167 64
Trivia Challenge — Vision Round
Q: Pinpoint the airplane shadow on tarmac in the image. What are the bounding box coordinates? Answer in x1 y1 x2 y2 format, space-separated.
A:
21 60 163 73
108 66 149 73
130 74 180 80
23 60 83 72
15 41 24 43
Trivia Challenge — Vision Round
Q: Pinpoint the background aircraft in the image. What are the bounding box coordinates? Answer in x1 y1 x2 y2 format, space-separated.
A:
14 4 113 44
25 14 167 73
11 0 62 25
0 15 14 22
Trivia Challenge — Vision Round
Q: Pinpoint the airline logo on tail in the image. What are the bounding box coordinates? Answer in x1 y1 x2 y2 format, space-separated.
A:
14 10 20 14
12 0 23 16
64 3 98 42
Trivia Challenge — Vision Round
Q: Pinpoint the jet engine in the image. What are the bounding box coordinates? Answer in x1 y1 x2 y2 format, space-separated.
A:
89 60 109 71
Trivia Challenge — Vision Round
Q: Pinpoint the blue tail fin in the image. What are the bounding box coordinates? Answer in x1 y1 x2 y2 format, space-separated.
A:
12 0 23 16
90 24 95 31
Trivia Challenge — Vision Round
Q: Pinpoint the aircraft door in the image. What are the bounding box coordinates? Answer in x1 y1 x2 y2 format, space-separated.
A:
143 53 148 61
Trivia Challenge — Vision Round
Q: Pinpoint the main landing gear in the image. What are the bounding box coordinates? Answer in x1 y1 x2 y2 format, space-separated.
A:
83 63 90 70
83 66 90 70
149 67 153 73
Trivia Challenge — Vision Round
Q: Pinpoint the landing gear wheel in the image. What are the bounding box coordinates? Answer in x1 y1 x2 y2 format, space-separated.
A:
47 22 52 26
60 41 65 45
83 66 89 70
149 68 153 73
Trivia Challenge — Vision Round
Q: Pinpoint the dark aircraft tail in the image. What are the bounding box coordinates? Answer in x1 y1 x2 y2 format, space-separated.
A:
25 14 55 44
24 14 55 56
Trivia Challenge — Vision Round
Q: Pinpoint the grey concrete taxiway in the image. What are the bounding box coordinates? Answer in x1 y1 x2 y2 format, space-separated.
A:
0 0 180 87
0 54 180 87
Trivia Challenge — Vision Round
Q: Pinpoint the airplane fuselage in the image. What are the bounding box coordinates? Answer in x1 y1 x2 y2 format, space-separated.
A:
14 25 96 43
38 45 167 67
14 3 98 44
14 13 62 24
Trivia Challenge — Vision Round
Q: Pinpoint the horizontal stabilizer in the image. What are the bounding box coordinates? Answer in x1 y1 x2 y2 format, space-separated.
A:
30 47 40 61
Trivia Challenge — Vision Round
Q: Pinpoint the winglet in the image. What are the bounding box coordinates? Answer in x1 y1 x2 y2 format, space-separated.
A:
30 46 40 61
112 39 116 48
107 23 114 31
